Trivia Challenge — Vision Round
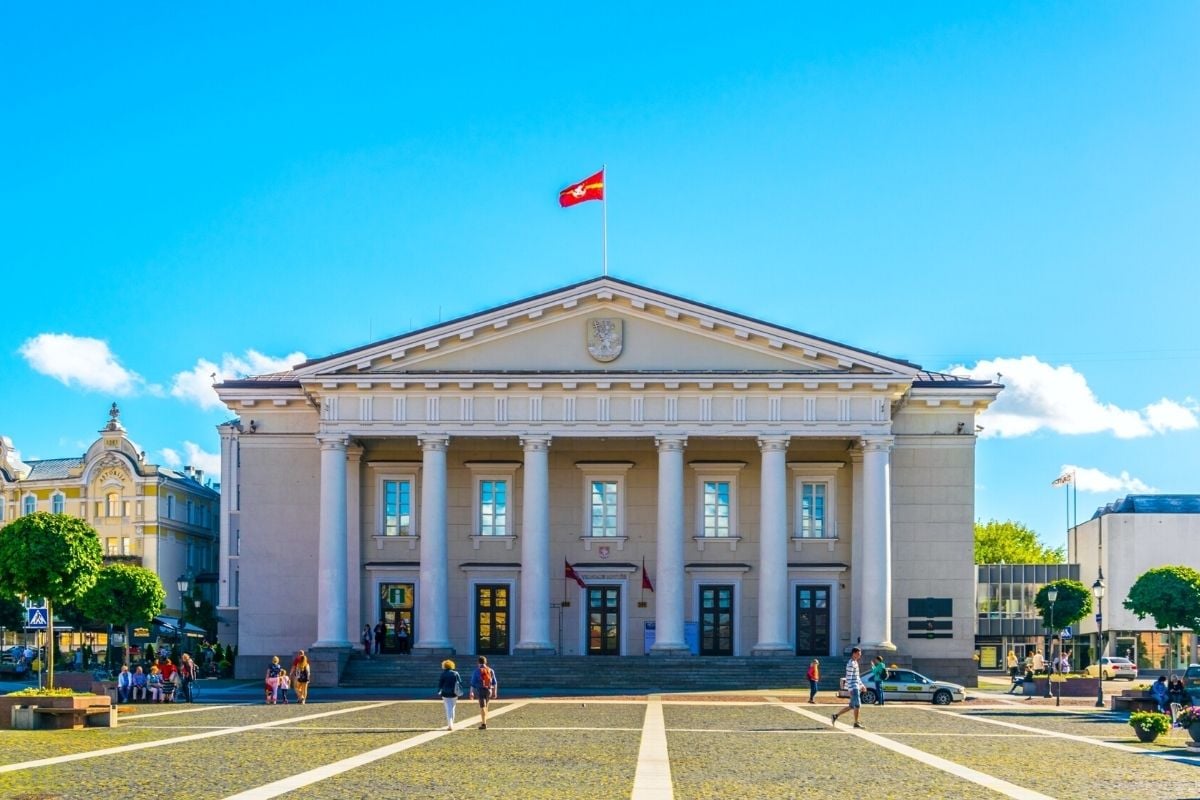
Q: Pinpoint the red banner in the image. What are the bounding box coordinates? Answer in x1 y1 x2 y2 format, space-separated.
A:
559 169 604 207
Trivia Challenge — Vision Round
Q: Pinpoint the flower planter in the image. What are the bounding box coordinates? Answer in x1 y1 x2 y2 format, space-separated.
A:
1189 723 1200 743
1133 726 1161 743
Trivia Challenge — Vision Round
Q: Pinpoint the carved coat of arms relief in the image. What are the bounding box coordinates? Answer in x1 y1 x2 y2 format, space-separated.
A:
586 318 623 362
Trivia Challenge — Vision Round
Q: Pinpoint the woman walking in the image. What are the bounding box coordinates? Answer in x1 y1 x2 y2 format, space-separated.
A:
437 659 463 730
290 650 311 705
265 656 283 704
806 659 820 703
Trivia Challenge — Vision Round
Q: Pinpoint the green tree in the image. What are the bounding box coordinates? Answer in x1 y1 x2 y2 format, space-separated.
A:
0 593 24 631
974 519 1064 564
77 564 166 668
1034 579 1093 631
0 512 104 687
1123 566 1200 669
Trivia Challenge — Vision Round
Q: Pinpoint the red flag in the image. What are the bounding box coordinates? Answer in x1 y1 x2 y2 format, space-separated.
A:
641 557 654 592
559 169 604 207
565 559 586 588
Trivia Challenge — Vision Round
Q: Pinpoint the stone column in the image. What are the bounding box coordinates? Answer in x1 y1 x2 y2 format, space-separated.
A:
217 424 236 609
753 435 791 655
313 434 351 648
345 443 364 644
516 435 555 654
651 435 689 655
849 446 865 645
413 434 453 654
859 436 896 651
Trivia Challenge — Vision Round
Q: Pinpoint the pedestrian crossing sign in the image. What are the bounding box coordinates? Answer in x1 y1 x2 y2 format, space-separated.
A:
26 607 48 629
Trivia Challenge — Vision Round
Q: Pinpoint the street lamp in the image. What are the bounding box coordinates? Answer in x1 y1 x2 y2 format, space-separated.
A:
175 574 190 659
1092 572 1106 708
1046 586 1058 699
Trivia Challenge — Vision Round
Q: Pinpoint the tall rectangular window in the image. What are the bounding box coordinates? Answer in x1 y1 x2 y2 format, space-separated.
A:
106 493 121 518
187 500 194 524
383 479 412 536
799 482 826 538
479 480 508 536
702 481 731 537
51 494 65 514
590 481 619 537
23 496 36 516
167 495 175 519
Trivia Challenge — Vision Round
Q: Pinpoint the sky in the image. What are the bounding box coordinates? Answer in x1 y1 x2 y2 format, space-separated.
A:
2 3 1197 551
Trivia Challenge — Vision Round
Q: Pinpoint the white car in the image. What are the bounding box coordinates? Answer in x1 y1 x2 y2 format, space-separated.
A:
1085 656 1137 680
838 668 967 705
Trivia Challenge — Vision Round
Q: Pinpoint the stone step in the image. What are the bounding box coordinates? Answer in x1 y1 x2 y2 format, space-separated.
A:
338 654 898 691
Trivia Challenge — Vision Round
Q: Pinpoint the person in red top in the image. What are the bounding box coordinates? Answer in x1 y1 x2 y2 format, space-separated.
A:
807 659 821 703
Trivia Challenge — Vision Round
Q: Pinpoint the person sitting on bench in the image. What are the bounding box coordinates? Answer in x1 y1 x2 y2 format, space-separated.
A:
147 665 164 702
116 665 133 703
1008 666 1035 695
131 666 148 701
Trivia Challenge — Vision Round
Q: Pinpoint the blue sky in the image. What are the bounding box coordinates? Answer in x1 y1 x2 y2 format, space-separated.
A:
3 3 1197 550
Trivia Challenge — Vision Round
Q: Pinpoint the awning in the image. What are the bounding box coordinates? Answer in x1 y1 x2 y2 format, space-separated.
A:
152 616 207 637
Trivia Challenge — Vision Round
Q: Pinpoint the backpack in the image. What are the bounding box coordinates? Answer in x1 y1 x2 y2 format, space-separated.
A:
297 666 309 683
480 667 493 689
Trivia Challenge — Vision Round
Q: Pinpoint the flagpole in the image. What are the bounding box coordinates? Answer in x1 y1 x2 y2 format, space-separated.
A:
601 163 608 276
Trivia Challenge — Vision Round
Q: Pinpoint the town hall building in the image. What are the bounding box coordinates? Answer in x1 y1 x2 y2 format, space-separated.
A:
215 277 999 682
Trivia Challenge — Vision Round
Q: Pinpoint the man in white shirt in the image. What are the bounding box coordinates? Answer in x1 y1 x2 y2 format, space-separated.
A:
831 647 865 729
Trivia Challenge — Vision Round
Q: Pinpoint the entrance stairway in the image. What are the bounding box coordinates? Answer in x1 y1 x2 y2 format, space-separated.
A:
341 654 872 693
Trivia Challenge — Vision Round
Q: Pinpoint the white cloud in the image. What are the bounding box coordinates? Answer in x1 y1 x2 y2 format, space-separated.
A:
948 356 1199 439
1144 398 1199 434
19 333 146 395
160 447 182 468
1059 464 1155 494
182 441 220 477
169 350 306 411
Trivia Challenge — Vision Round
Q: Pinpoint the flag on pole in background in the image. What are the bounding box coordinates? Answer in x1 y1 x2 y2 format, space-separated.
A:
559 169 605 207
565 559 587 588
641 557 654 593
1051 473 1074 486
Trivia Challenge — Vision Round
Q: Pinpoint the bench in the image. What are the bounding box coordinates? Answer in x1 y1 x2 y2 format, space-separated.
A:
10 703 117 730
1111 692 1158 713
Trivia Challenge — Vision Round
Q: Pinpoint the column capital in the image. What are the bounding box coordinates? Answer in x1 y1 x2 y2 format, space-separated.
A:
859 435 894 453
316 433 349 451
757 435 791 453
655 435 688 452
418 434 450 452
520 434 553 452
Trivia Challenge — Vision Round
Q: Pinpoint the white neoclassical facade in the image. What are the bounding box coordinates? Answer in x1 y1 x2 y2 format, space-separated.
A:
215 277 999 680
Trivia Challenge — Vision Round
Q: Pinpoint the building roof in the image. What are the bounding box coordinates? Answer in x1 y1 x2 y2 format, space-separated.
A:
214 277 1002 392
1091 494 1200 518
24 457 85 480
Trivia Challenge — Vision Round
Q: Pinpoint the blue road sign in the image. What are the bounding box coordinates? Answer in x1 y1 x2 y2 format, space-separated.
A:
1060 626 1073 640
26 607 49 629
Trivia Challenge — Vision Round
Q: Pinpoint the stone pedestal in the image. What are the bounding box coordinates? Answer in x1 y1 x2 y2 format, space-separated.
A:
307 646 354 689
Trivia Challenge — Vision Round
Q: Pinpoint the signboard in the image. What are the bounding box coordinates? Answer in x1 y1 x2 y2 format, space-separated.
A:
979 646 999 670
1060 627 1073 640
25 607 48 629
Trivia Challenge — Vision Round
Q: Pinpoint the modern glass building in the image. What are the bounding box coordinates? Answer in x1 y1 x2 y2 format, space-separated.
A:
975 563 1080 672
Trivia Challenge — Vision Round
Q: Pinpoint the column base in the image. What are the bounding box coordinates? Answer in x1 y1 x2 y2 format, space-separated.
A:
514 642 557 655
311 640 354 650
861 641 897 653
751 644 793 657
307 645 354 688
649 643 691 656
411 643 456 657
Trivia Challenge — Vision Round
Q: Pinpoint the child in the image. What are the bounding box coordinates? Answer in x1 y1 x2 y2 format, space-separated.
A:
277 671 291 704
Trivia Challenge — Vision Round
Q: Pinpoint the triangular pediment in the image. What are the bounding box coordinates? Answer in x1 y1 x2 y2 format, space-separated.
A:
292 277 919 380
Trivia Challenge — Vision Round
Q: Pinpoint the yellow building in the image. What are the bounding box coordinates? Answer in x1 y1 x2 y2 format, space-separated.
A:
0 404 220 623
